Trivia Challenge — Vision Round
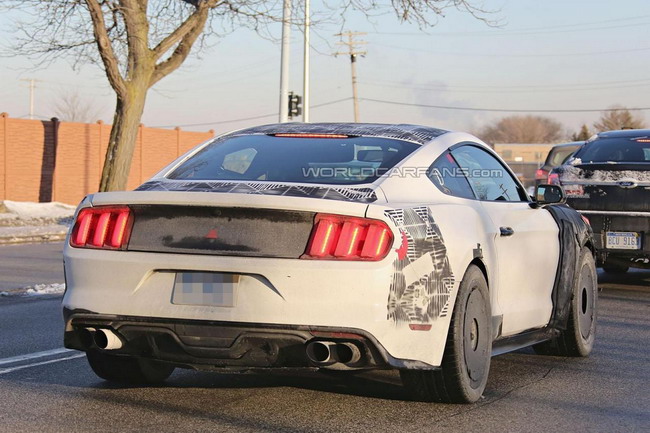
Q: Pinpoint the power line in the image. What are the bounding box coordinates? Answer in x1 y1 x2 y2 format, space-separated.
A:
373 43 650 58
156 112 277 128
369 19 650 37
362 77 650 91
152 97 352 128
359 80 650 94
360 97 650 113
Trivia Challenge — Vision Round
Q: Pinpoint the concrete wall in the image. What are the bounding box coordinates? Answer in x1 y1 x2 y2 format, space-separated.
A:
0 113 213 205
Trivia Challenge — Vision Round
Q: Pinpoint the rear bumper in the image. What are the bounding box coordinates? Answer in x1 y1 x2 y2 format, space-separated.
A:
579 212 650 267
63 239 455 368
63 310 432 370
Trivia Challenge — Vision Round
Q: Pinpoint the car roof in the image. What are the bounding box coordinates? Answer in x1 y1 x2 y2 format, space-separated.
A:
597 129 650 139
229 122 449 145
551 141 583 150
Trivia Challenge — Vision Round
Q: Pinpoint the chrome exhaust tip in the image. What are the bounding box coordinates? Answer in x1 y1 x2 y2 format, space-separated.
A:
93 329 123 350
78 327 95 349
336 342 361 364
306 341 338 365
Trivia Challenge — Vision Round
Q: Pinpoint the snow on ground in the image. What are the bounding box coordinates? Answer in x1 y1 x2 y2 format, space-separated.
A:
0 283 66 297
0 201 74 244
2 200 75 219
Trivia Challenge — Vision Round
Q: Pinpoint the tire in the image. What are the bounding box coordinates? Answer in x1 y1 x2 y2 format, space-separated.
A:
400 265 492 404
86 350 175 384
534 246 597 357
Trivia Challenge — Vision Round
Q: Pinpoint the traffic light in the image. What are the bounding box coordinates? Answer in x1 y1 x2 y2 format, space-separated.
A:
288 91 302 119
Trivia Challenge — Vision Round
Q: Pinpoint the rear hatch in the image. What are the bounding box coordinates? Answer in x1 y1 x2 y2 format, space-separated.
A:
79 131 424 258
559 163 650 213
88 190 373 258
558 162 650 255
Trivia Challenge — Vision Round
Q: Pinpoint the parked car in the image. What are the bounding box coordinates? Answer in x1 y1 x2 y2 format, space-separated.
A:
550 129 650 273
63 123 596 404
535 142 583 187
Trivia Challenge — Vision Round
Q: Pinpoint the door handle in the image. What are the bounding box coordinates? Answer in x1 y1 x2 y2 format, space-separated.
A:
500 227 514 237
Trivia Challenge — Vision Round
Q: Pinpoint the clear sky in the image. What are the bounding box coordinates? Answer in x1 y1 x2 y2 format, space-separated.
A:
1 0 649 137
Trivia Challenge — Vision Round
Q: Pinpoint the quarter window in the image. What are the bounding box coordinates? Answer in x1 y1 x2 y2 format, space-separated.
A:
451 145 527 202
427 152 475 199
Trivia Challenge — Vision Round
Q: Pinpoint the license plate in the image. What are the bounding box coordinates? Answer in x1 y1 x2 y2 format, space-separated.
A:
605 232 641 250
172 272 238 307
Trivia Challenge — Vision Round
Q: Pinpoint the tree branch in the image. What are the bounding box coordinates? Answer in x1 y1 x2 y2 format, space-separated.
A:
152 0 221 61
85 0 127 96
150 1 218 86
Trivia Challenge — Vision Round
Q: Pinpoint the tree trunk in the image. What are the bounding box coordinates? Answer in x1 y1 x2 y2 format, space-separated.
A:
99 88 147 191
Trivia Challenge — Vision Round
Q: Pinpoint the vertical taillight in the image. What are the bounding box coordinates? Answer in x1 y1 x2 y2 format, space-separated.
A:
302 214 393 261
70 206 133 250
547 173 561 185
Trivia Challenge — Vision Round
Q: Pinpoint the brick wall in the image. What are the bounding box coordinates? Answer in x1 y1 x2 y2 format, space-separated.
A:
0 113 213 205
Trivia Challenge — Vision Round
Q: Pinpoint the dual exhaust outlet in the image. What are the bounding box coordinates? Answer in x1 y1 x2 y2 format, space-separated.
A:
80 329 363 366
79 328 123 350
305 341 362 366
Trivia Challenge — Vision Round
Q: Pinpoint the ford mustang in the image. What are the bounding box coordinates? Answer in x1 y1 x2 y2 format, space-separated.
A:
62 123 596 403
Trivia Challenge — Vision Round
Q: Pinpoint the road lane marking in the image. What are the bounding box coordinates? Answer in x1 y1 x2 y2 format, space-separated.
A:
0 348 75 366
0 353 85 375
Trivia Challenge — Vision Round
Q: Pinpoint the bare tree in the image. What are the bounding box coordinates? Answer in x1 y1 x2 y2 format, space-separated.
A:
593 106 646 132
571 124 592 142
477 115 565 144
3 0 494 191
54 91 104 123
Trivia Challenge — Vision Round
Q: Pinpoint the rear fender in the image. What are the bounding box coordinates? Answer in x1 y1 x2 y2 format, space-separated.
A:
365 200 488 366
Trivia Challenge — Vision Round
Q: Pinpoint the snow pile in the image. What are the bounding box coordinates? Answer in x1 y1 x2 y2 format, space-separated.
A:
0 283 66 297
0 201 74 243
2 200 75 219
560 166 650 183
25 283 66 296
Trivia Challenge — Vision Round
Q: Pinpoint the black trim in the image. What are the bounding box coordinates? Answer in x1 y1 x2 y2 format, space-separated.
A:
545 204 594 329
231 122 448 145
447 142 532 204
63 310 437 370
492 328 559 356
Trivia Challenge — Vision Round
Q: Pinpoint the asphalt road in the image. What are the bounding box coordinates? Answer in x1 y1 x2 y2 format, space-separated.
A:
0 243 648 432
0 242 64 290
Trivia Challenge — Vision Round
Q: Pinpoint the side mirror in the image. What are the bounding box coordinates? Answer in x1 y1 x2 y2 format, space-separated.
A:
534 184 566 205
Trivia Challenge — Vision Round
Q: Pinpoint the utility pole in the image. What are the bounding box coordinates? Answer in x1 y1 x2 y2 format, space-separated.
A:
335 31 367 123
278 0 292 123
302 0 310 122
20 78 40 120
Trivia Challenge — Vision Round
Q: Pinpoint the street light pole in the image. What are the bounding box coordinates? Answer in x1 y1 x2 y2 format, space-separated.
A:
302 0 310 123
278 0 292 123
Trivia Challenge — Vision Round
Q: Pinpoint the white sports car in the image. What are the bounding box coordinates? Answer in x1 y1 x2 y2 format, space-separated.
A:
63 123 597 403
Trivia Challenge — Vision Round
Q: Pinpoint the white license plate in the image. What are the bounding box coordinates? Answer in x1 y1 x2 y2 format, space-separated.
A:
172 272 238 307
605 232 641 250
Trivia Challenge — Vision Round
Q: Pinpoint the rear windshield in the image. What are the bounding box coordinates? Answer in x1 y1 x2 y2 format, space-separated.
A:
548 145 580 167
168 134 420 185
573 138 650 163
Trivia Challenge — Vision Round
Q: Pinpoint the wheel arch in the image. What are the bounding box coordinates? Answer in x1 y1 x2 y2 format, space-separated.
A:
583 238 597 257
468 257 489 290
